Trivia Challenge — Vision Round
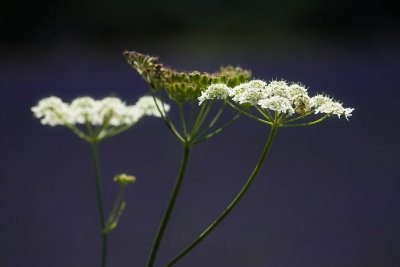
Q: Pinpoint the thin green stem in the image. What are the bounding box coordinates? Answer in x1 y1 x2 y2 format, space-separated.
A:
147 143 192 267
193 114 241 144
189 102 208 138
190 102 213 139
282 113 330 127
165 125 279 267
224 100 272 126
188 101 196 131
90 142 108 267
255 106 273 121
149 90 185 143
282 111 313 124
197 101 213 128
102 122 138 140
178 103 188 138
193 103 227 141
208 102 226 129
108 185 125 225
86 120 95 136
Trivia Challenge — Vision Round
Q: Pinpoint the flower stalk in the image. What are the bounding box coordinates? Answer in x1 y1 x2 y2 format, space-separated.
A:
165 124 278 266
161 78 354 266
31 50 355 267
90 141 108 267
123 52 252 267
32 95 162 267
147 143 192 267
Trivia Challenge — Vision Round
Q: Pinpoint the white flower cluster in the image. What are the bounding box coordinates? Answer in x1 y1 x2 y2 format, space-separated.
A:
198 80 353 119
32 95 170 127
198 84 231 105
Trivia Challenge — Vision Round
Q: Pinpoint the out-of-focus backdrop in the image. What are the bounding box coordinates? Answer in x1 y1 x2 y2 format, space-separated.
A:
1 0 399 266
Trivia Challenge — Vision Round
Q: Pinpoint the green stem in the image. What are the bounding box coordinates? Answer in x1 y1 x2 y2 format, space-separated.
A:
150 89 185 143
224 100 272 126
282 113 330 127
192 114 240 144
193 103 227 142
91 142 108 267
147 143 192 267
178 103 188 138
255 106 273 121
165 125 279 267
189 102 208 139
107 185 125 226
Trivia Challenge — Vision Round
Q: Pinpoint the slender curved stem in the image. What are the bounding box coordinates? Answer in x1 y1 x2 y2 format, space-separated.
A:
197 102 213 129
91 142 108 267
147 144 192 267
255 106 273 121
282 113 330 127
178 103 188 138
208 102 226 129
281 111 312 124
224 100 272 126
192 103 227 142
165 125 279 267
108 185 125 225
149 89 185 143
189 102 208 139
193 114 241 144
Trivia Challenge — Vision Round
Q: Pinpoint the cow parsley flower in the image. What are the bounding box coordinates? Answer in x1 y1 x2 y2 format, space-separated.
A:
198 84 232 105
32 95 169 142
310 95 354 119
267 80 290 98
198 79 354 125
231 80 270 105
258 96 295 115
287 83 308 100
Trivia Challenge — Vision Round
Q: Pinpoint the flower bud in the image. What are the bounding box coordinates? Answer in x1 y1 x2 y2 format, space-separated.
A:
114 173 136 185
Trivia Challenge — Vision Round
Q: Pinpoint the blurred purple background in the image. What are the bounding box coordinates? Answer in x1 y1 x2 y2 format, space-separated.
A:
1 0 400 266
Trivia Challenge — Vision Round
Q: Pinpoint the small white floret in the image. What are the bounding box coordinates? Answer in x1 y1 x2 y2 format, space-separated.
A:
231 80 270 105
258 96 295 115
198 84 232 105
267 80 291 98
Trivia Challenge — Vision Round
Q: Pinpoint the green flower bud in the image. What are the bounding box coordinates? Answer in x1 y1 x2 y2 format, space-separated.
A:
114 173 136 185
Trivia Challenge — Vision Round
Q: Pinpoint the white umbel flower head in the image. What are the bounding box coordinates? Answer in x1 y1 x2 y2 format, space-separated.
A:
205 79 354 121
32 95 170 127
198 83 232 105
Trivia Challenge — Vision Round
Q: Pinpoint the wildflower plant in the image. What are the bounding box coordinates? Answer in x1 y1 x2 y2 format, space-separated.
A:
32 50 354 267
124 51 253 267
31 95 168 267
161 79 354 266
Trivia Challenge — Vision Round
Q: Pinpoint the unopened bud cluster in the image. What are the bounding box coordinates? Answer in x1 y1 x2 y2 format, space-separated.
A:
124 51 252 103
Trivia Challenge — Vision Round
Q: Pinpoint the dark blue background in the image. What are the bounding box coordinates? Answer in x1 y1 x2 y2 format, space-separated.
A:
1 1 400 266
